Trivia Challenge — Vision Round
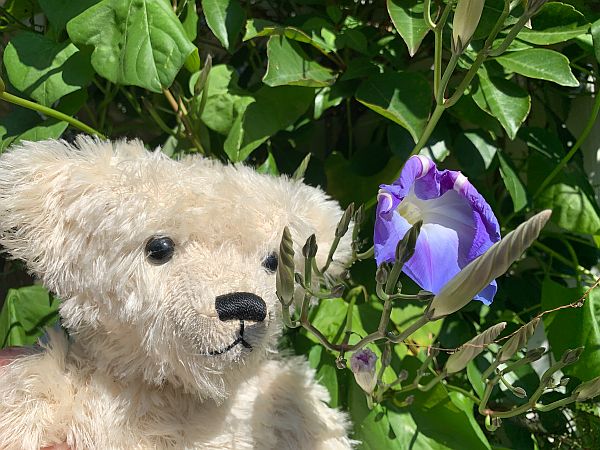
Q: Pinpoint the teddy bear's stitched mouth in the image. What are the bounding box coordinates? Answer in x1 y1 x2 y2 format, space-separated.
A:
207 320 253 356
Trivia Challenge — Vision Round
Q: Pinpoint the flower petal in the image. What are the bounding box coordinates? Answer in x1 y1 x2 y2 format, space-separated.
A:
374 202 411 265
403 223 461 293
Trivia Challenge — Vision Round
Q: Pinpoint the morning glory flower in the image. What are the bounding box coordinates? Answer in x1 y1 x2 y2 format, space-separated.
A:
374 155 501 305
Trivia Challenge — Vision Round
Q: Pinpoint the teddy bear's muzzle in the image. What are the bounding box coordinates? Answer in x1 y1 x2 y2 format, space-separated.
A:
215 292 267 322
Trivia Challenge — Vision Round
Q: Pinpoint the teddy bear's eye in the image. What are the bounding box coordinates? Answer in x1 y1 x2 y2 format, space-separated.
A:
145 236 175 265
261 252 278 273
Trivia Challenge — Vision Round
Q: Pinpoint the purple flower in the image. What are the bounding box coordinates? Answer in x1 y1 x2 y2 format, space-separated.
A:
350 348 378 393
374 155 501 305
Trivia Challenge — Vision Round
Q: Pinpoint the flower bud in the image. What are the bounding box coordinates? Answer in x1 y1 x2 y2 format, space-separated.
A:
525 347 546 362
561 347 584 366
276 227 295 304
512 387 527 399
353 204 365 226
381 344 392 368
445 322 507 374
417 290 434 301
330 284 345 298
350 348 378 394
397 369 409 382
427 210 552 320
497 317 540 363
375 264 389 285
336 203 354 238
452 0 485 54
302 234 318 258
395 220 422 263
574 375 600 401
294 272 304 287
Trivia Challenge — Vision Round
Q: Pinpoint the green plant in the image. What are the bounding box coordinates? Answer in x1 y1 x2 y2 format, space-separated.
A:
1 0 600 448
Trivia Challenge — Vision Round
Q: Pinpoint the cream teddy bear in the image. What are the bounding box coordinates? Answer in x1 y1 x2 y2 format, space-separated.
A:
0 137 355 450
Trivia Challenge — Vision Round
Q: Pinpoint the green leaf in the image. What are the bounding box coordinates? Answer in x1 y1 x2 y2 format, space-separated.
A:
387 0 430 57
467 361 486 399
201 0 245 51
454 130 497 176
497 151 528 213
199 65 253 135
495 49 579 87
409 371 491 449
386 407 452 449
309 297 348 342
223 86 314 162
180 0 199 41
592 19 600 64
244 19 336 57
4 32 94 106
356 72 431 143
263 35 337 87
0 285 60 348
67 0 195 93
257 152 279 175
38 0 100 31
517 2 590 45
473 70 530 140
307 345 340 407
390 304 443 348
448 95 502 136
354 404 406 450
542 278 600 381
537 182 600 235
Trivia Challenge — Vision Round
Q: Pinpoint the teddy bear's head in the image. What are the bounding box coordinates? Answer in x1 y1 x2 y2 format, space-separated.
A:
0 137 351 401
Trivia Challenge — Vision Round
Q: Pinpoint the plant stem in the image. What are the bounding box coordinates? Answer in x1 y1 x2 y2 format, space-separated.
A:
409 104 444 157
163 88 205 154
533 87 600 200
355 246 374 260
423 0 436 30
0 91 106 138
436 53 460 105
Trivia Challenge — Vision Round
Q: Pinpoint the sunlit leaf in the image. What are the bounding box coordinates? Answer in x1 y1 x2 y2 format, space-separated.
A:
67 0 195 92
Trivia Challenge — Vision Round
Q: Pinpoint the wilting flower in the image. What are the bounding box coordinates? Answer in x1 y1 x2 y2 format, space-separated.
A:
452 0 485 53
350 348 378 394
374 155 501 305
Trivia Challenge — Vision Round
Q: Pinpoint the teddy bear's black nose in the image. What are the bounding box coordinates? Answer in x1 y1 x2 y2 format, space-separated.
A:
215 292 267 322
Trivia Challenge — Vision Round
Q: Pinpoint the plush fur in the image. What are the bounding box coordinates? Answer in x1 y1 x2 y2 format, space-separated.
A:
0 137 354 449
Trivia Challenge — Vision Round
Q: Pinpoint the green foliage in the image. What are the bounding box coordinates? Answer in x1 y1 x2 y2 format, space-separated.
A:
0 286 59 347
1 0 600 448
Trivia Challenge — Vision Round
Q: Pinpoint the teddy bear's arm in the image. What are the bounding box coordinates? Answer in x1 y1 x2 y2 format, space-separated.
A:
0 335 73 450
248 358 356 450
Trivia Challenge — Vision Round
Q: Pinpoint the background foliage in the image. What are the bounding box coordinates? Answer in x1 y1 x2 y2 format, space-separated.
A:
1 0 600 448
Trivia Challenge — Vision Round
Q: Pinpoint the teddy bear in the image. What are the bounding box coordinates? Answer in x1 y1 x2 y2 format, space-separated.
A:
0 137 355 450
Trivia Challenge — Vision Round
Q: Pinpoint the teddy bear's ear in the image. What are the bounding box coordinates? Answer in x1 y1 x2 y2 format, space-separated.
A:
0 137 119 281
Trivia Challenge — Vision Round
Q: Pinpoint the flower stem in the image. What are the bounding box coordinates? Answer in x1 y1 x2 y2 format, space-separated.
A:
436 53 460 105
409 104 444 157
0 91 106 138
